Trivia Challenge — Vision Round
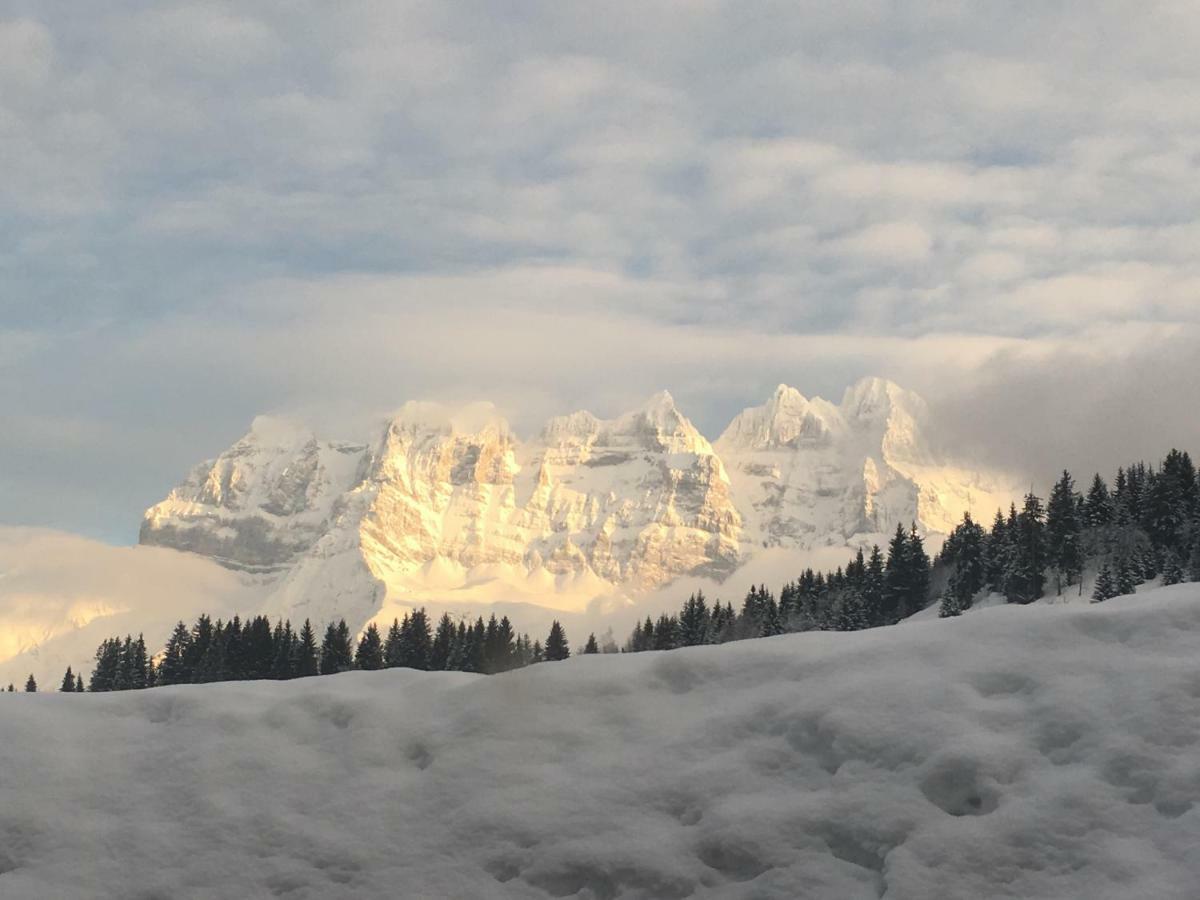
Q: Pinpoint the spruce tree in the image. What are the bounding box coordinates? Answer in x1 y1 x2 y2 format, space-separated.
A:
24 674 37 693
678 592 710 646
60 666 76 693
1046 471 1083 593
1092 564 1117 603
162 625 190 685
583 633 599 654
882 523 911 623
295 619 320 677
938 589 963 618
75 674 84 692
544 621 570 661
430 614 456 671
1008 493 1047 604
1162 551 1185 586
1116 557 1139 596
355 623 385 670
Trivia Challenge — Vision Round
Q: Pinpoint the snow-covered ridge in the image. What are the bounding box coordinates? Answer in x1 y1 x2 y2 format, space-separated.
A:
3 585 1199 898
140 379 1018 624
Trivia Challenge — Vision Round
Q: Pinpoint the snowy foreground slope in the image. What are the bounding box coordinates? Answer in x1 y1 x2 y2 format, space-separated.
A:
4 587 1200 899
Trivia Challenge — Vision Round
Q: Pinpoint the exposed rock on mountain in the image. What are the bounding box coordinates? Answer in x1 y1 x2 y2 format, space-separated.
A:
140 379 1016 619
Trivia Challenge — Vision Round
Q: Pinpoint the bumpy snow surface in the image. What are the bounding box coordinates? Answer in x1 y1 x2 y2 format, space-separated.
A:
4 586 1200 899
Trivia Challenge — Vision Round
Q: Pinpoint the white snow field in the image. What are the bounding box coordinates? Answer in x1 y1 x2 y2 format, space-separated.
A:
4 585 1200 899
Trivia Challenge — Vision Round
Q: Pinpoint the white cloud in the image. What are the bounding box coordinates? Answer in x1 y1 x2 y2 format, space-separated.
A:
2 1 1200 540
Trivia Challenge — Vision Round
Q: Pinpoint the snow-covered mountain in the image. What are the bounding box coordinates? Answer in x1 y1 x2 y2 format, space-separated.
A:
139 378 1017 623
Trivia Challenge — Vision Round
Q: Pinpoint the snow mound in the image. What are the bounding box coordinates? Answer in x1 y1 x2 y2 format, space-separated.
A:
4 585 1200 898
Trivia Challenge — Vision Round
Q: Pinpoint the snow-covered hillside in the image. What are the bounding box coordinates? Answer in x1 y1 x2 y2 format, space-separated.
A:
140 378 1017 628
4 584 1199 899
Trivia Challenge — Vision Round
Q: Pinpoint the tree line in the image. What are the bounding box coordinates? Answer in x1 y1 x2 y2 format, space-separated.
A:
624 523 931 650
938 449 1200 613
13 610 579 694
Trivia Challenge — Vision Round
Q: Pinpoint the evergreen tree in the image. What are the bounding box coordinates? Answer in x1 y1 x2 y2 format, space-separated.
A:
127 635 149 690
319 623 341 675
60 666 76 693
678 591 710 646
1162 551 1185 586
384 617 403 667
430 614 456 671
75 674 84 692
544 621 570 661
158 621 192 686
355 623 384 670
948 512 986 610
295 619 320 677
938 589 963 618
1046 471 1083 593
1084 474 1113 529
407 609 433 670
652 614 678 650
1116 557 1139 596
1008 493 1047 604
882 523 911 623
760 593 785 636
24 674 37 693
1092 564 1117 603
583 633 599 654
863 544 885 625
89 638 122 692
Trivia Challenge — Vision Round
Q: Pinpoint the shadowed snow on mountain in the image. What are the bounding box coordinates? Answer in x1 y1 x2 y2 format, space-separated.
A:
2 584 1200 898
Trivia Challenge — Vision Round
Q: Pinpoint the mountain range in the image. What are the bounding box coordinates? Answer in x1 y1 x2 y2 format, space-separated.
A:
140 377 1017 625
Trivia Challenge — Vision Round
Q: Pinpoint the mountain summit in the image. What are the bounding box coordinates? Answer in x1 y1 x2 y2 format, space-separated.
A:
140 379 1016 620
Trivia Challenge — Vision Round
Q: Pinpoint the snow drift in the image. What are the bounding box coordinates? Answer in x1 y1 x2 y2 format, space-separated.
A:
3 584 1200 898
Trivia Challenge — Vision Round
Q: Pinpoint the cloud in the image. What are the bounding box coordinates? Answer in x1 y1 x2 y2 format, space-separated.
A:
1 1 1199 541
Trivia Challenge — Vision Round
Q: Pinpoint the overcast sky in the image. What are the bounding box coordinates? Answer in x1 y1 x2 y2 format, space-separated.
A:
4 1 1200 543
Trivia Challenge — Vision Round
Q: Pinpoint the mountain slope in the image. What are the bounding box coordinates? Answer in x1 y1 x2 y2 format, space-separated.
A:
3 584 1199 898
138 378 1018 626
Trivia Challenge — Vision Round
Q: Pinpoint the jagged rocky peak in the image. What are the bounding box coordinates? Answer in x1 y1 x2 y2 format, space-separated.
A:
139 380 1018 622
140 416 368 573
717 384 841 450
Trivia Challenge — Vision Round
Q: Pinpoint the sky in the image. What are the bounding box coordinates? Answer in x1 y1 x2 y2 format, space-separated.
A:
3 0 1200 544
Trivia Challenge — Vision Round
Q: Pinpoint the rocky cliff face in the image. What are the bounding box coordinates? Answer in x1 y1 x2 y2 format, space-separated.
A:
140 379 1016 618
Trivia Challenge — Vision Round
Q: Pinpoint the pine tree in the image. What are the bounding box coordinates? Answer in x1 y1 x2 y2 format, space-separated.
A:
1162 551 1185 586
652 614 678 650
24 674 37 693
295 619 320 677
355 623 384 670
1085 473 1113 529
678 591 710 646
583 633 599 654
158 621 191 686
75 674 84 692
544 621 570 661
882 523 910 623
60 666 76 693
1092 564 1117 603
863 544 885 626
1046 471 1083 593
760 593 785 636
127 635 149 690
938 589 963 618
89 638 122 692
1116 557 1139 596
319 623 341 675
1007 493 1047 604
430 614 456 671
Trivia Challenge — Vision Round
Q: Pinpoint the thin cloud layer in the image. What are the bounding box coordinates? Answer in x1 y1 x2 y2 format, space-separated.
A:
2 2 1198 540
